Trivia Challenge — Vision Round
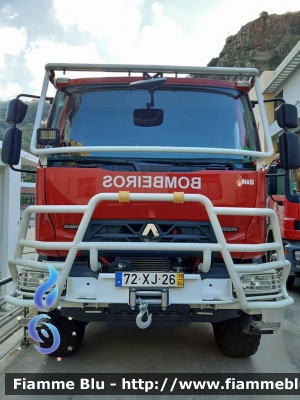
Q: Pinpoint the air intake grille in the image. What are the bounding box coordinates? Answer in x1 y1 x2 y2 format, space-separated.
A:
83 220 217 244
130 258 171 271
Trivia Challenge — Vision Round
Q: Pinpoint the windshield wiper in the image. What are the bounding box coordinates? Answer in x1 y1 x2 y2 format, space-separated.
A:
48 157 141 171
140 159 235 169
173 161 234 170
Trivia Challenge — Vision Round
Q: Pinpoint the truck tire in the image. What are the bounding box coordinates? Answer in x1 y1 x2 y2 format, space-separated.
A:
286 275 295 290
213 316 261 357
38 316 86 357
266 232 277 264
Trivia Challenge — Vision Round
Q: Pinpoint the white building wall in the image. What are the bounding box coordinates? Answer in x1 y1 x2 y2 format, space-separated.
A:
249 42 300 162
0 141 38 297
0 154 21 296
271 68 300 107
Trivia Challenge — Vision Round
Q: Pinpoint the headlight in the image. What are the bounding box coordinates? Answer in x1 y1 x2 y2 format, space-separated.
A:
294 250 300 265
17 269 49 292
237 272 281 294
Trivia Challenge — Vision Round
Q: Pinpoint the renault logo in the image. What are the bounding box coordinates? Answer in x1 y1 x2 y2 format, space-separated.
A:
142 223 160 242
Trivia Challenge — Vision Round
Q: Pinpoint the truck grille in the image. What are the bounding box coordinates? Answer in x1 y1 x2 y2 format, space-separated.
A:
83 220 217 244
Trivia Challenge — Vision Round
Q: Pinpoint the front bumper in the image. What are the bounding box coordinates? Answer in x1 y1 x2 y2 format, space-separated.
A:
5 192 294 312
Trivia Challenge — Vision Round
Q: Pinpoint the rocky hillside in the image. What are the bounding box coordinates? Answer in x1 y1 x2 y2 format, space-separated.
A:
207 10 300 75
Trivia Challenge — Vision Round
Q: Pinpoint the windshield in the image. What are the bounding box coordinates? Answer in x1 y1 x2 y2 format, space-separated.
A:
47 84 260 161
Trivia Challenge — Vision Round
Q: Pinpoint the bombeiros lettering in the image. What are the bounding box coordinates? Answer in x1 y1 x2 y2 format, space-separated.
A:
103 175 201 189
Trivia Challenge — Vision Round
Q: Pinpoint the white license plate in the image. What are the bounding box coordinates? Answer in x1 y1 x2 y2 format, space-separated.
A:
115 272 184 287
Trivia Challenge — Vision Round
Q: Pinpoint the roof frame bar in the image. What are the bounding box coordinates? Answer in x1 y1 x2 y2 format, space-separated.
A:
45 63 259 78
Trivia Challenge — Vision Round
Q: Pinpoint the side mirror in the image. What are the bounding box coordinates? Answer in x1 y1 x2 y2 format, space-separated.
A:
6 98 28 125
1 127 22 165
279 131 300 169
275 103 298 129
266 165 278 196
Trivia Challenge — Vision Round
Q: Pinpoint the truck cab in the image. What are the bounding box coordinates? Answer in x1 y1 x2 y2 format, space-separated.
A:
1 63 300 358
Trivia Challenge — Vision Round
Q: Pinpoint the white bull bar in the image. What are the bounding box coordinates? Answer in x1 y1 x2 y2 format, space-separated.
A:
5 192 293 310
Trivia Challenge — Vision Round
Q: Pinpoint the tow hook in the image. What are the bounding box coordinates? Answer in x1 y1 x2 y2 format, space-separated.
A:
136 298 152 329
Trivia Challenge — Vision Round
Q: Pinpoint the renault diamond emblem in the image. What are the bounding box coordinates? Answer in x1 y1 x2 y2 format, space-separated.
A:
142 223 160 242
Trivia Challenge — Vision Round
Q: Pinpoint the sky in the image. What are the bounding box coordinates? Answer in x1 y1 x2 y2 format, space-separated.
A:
0 0 300 100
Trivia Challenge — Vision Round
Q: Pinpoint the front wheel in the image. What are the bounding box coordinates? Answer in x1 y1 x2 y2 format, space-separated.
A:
286 275 295 290
212 315 261 358
38 316 86 357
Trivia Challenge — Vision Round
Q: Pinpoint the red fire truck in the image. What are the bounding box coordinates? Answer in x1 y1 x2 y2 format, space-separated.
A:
1 64 300 358
266 153 300 288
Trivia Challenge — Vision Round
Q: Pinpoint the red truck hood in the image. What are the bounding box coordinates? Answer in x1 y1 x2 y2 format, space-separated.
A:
36 168 265 256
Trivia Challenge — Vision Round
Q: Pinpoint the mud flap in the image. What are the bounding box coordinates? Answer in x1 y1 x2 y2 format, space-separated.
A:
242 314 280 335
